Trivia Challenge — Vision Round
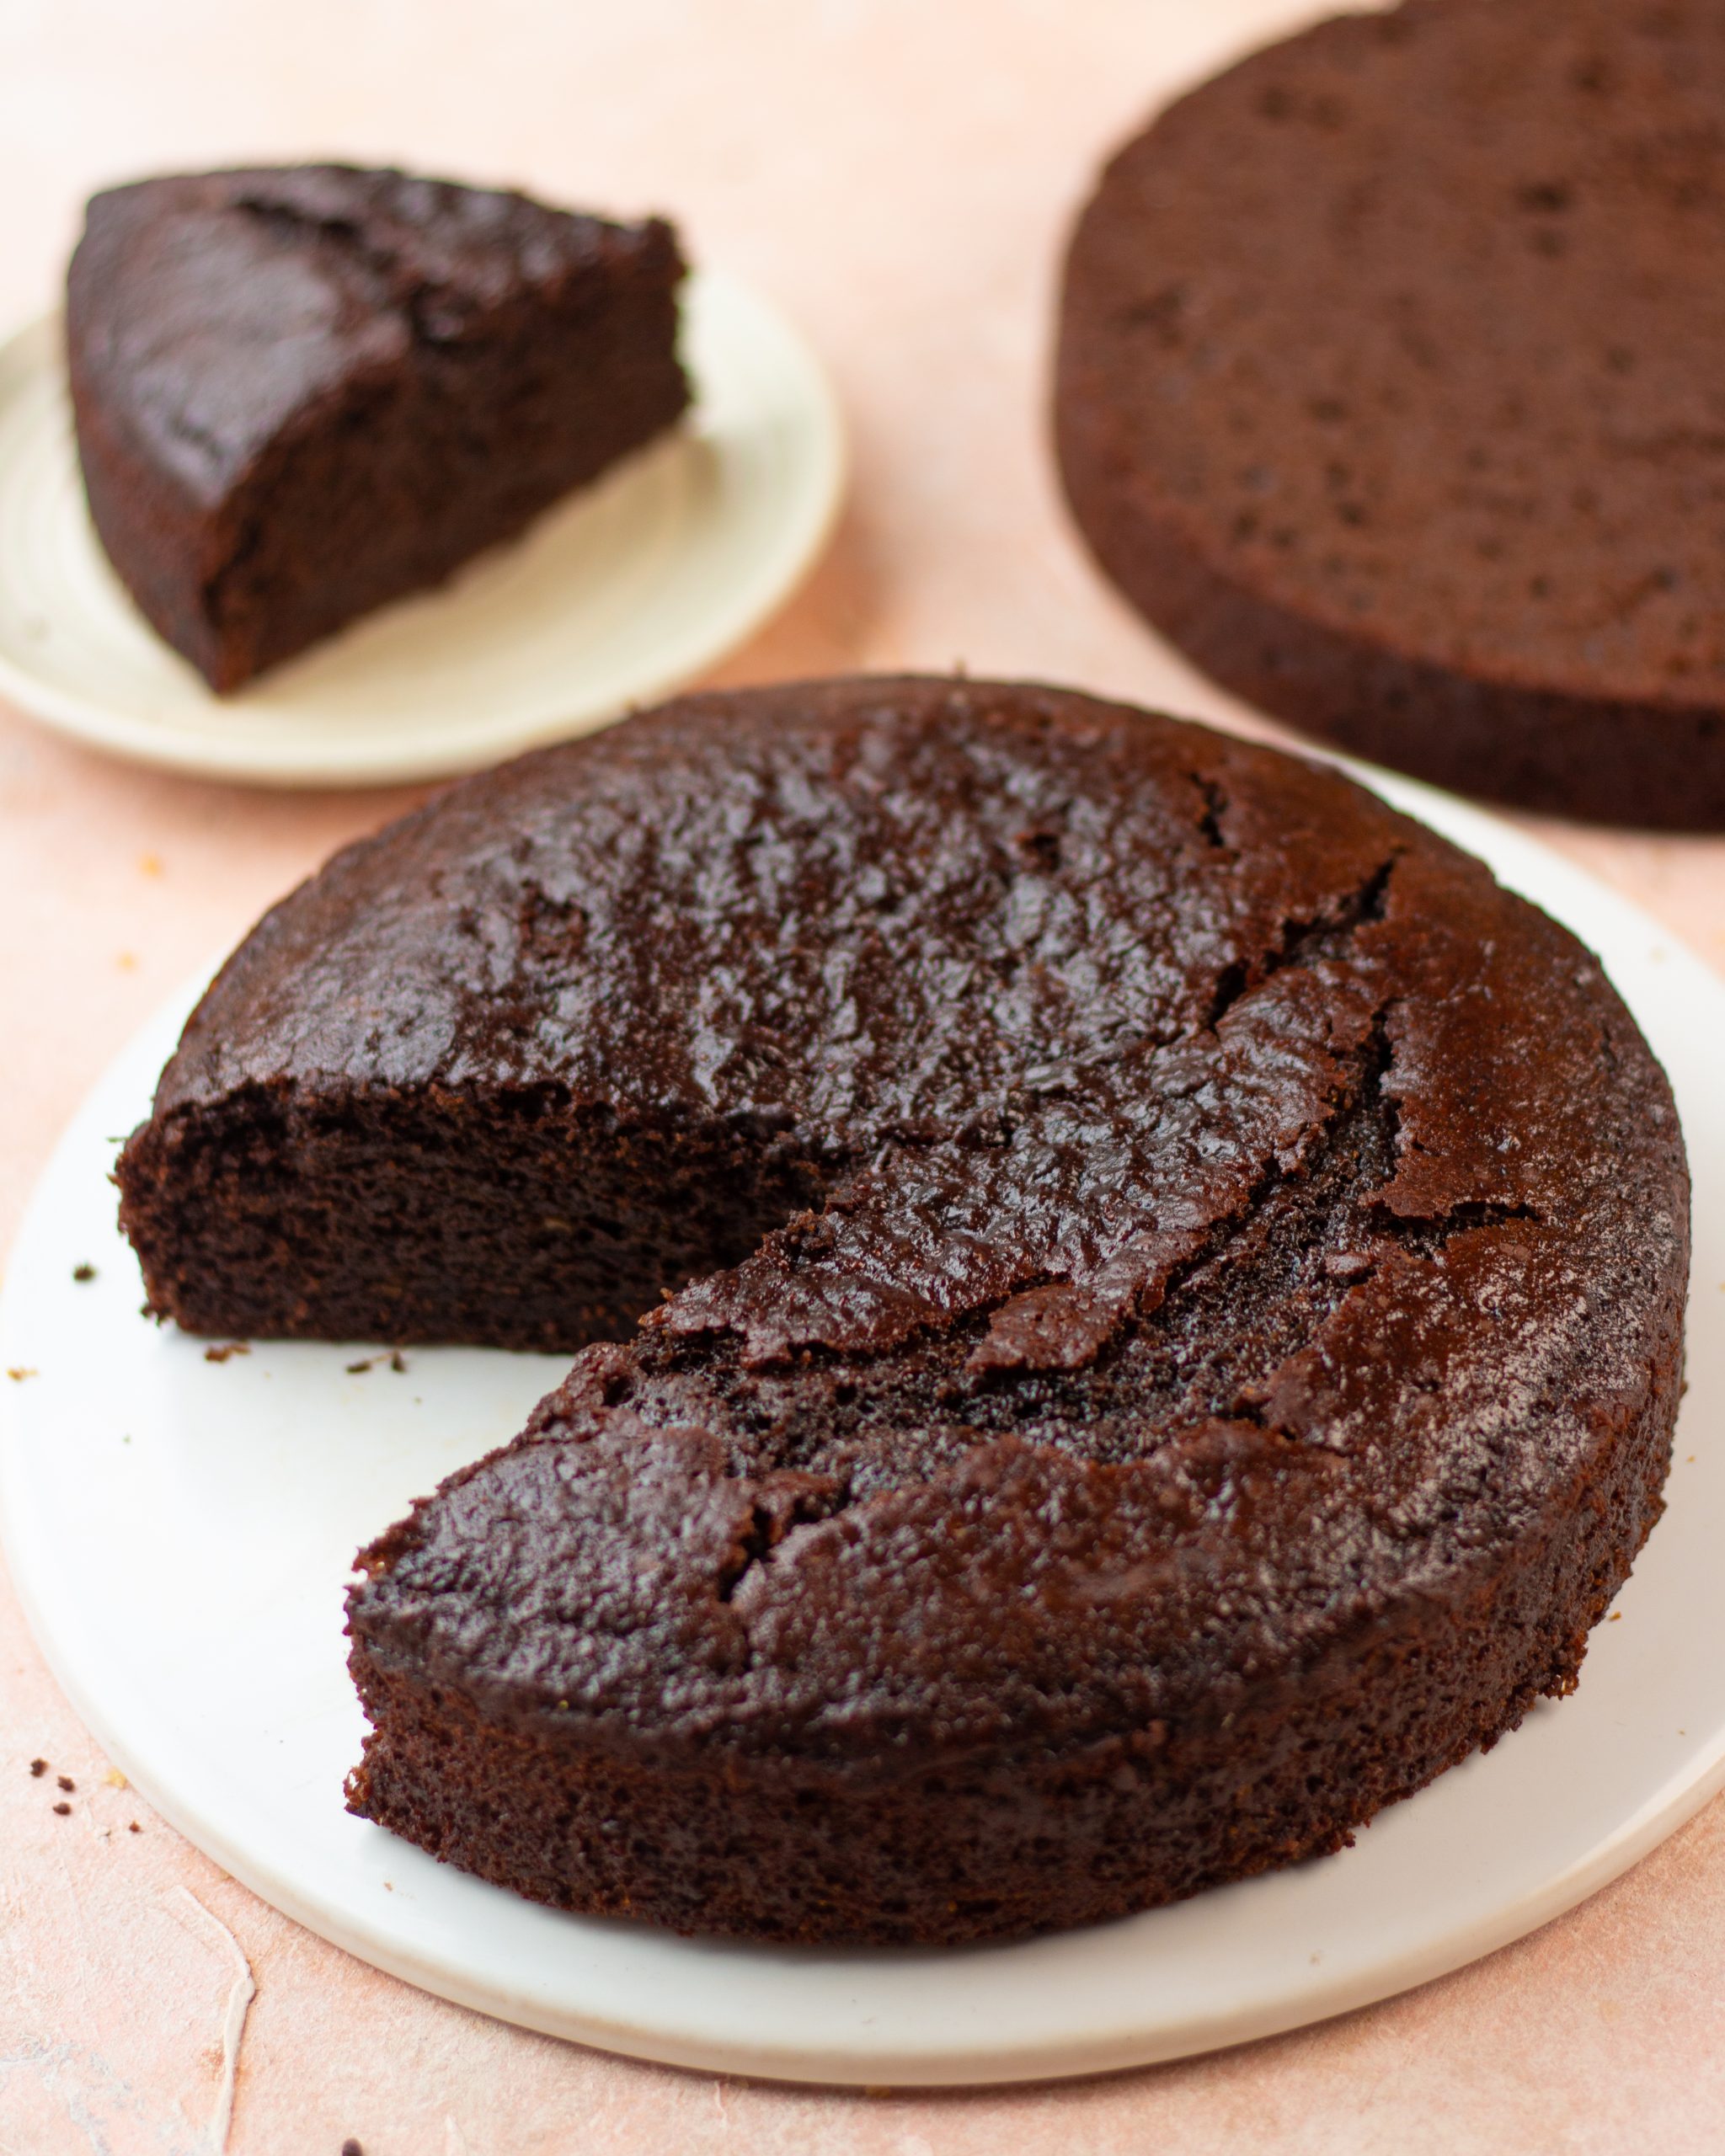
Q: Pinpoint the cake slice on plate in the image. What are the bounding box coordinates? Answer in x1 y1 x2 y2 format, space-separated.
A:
66 164 689 691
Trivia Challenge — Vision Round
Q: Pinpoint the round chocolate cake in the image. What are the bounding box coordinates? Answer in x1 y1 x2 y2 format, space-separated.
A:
1056 0 1725 830
116 677 1688 1945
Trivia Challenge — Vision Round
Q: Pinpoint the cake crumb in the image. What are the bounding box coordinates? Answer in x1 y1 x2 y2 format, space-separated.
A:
129 1821 142 1833
7 1368 36 1381
345 1350 409 1374
56 1775 75 1792
204 1342 251 1364
51 1801 70 1817
104 1767 128 1788
72 1262 97 1283
29 1758 47 1778
342 2140 365 2155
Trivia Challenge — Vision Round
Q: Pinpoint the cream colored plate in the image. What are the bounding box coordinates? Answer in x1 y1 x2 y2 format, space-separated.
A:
1 776 1722 2085
0 270 844 785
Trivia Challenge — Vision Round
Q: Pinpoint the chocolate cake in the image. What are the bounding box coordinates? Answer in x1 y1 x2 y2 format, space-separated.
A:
1055 0 1725 830
115 677 1688 1945
67 165 689 691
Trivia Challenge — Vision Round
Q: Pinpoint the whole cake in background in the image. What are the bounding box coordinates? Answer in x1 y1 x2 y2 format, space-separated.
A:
115 676 1688 1946
1056 0 1725 830
66 165 689 692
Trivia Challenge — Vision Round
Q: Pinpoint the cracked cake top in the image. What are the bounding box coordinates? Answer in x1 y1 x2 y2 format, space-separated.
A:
315 678 1689 1769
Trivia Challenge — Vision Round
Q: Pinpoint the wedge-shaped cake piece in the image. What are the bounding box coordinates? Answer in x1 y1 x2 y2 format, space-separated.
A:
116 679 1688 1945
67 164 689 691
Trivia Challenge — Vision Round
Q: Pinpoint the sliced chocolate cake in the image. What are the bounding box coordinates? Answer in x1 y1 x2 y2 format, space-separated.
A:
67 164 689 691
116 678 1689 1944
1056 0 1725 828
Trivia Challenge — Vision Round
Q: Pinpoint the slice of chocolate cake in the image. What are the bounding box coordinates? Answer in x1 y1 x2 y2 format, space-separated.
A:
67 165 689 691
1056 0 1725 829
115 678 1689 1947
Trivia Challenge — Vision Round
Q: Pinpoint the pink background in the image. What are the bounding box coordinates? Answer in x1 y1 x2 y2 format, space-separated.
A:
3 3 1722 2148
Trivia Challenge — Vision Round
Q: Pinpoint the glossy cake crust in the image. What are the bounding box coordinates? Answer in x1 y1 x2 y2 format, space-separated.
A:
116 678 1690 1943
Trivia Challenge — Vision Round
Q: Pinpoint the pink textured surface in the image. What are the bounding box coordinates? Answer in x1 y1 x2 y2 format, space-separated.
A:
3 3 1723 2149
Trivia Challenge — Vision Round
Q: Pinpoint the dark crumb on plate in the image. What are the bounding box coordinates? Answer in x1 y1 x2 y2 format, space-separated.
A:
341 2140 364 2156
72 1262 96 1283
56 1776 74 1792
51 1801 70 1817
203 1341 250 1364
128 1821 141 1833
390 1350 408 1373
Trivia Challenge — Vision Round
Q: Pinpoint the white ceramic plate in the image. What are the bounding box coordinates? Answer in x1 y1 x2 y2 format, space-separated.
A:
1 772 1721 2087
0 271 843 785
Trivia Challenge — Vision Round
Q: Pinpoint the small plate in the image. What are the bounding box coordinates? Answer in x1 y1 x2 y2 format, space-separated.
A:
2 774 1722 2086
0 270 844 786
